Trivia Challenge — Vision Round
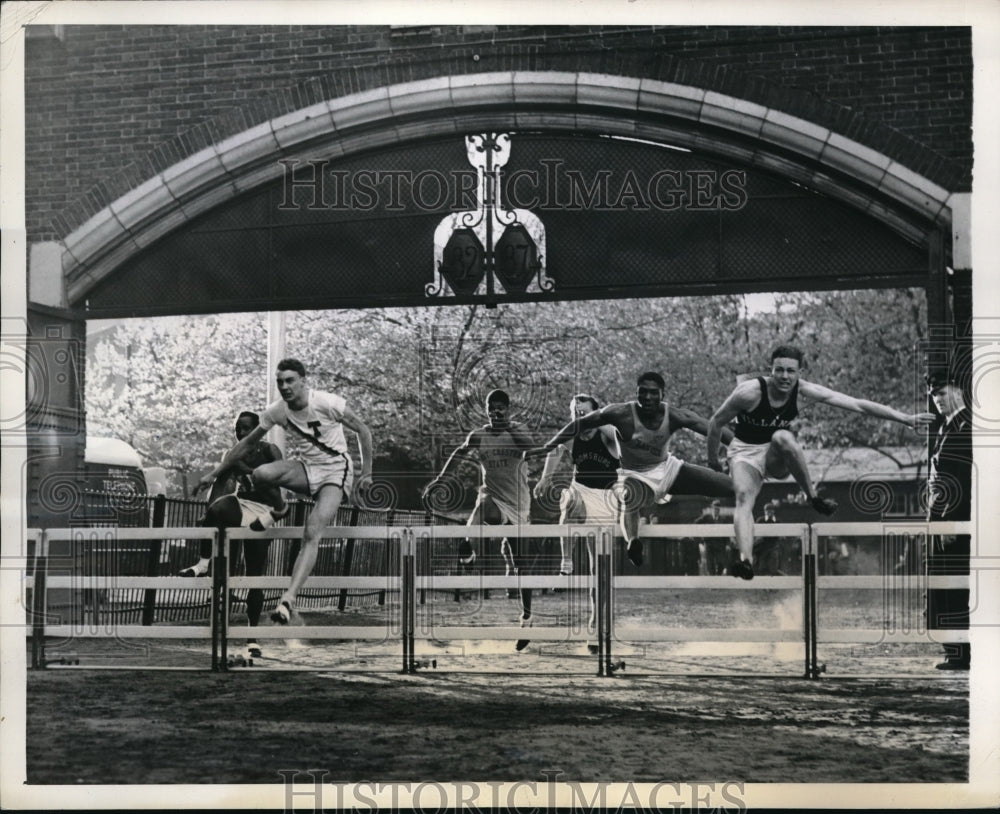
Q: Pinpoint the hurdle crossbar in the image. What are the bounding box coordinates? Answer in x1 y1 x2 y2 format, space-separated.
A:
408 524 613 538
612 627 803 643
639 522 807 538
226 526 405 540
42 527 217 541
808 522 974 671
40 625 213 639
29 528 218 668
26 519 969 675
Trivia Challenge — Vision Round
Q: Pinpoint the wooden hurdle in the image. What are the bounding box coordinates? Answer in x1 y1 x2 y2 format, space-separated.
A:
23 520 971 677
807 521 973 679
28 527 217 669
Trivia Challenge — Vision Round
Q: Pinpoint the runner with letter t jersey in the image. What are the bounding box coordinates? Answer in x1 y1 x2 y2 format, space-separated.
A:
707 344 934 580
198 358 374 624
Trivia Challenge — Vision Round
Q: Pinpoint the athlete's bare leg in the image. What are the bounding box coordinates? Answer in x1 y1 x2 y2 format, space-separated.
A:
729 462 764 563
512 531 542 651
509 533 538 616
557 488 584 573
669 462 748 575
500 537 517 574
667 463 735 498
765 430 812 495
242 537 271 628
620 477 652 567
178 494 243 576
462 495 504 567
766 430 837 515
282 483 345 606
252 461 346 618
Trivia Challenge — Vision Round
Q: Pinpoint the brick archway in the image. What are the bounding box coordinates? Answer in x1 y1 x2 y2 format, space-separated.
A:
56 71 957 308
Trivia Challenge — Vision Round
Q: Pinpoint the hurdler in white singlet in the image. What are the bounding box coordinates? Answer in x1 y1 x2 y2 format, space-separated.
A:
619 402 673 471
618 402 682 503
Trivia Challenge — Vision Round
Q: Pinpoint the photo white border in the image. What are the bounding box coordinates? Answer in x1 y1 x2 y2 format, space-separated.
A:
2 1 998 810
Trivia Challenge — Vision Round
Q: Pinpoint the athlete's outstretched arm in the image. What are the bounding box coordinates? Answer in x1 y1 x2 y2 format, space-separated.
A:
599 424 622 458
798 380 935 428
534 443 568 498
706 383 758 471
671 405 736 442
194 425 268 494
423 430 479 497
506 421 537 451
524 405 627 459
341 405 374 481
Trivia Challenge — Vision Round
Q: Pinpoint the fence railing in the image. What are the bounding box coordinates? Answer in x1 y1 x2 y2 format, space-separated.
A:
809 522 971 655
65 494 460 623
23 520 972 677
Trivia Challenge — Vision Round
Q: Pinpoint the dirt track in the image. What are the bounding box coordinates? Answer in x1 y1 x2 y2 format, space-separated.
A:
26 663 966 786
22 587 970 794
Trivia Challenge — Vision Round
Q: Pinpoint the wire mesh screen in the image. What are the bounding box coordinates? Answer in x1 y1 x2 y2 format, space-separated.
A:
83 132 930 317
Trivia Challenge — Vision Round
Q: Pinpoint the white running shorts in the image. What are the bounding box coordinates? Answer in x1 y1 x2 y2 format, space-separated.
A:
726 438 770 478
468 489 529 526
303 454 353 498
618 454 684 504
559 482 620 524
238 498 275 528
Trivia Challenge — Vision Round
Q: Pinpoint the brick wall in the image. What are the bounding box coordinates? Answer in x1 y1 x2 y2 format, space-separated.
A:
25 25 971 243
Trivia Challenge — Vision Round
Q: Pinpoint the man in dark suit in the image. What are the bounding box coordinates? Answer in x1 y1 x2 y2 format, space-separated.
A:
925 370 972 670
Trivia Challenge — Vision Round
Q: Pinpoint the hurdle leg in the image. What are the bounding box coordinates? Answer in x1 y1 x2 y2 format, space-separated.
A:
598 530 615 677
211 531 219 671
30 532 48 670
802 536 812 679
802 554 812 678
605 537 613 677
596 536 605 677
212 530 227 672
804 526 819 679
808 547 819 678
408 534 417 673
401 532 415 674
401 541 409 673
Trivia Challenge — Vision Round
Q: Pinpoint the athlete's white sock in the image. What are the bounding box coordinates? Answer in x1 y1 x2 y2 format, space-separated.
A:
186 558 210 575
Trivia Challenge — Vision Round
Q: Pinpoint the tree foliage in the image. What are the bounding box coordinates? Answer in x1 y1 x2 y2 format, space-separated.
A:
86 314 269 494
766 289 927 451
86 289 928 499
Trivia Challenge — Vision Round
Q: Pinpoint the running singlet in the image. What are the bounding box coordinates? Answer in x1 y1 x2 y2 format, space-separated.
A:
572 430 619 489
618 402 672 471
733 377 799 444
259 390 349 464
477 429 530 510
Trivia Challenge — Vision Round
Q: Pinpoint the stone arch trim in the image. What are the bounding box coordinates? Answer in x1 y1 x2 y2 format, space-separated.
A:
60 71 959 305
